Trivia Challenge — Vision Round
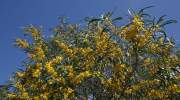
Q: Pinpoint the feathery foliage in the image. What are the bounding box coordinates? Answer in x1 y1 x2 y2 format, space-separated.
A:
1 7 180 99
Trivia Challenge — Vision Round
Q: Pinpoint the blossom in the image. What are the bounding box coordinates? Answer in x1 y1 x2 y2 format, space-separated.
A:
22 92 29 99
132 15 144 28
16 72 25 78
63 88 74 99
7 93 17 98
32 69 41 78
45 62 58 77
45 56 63 78
15 38 29 48
34 46 45 60
73 71 92 84
25 25 41 39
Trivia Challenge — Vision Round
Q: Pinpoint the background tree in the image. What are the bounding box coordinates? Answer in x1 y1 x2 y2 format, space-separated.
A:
2 7 180 99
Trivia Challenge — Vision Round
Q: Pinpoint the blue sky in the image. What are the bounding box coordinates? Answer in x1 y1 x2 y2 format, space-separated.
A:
0 0 180 84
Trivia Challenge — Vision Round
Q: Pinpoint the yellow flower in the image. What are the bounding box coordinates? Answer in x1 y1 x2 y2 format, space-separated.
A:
33 69 41 78
40 93 49 100
25 26 40 39
27 46 45 61
67 87 74 94
56 77 65 84
15 38 29 48
45 56 63 78
15 82 24 91
132 85 140 91
158 37 164 44
125 88 133 94
33 96 39 100
16 72 25 78
34 46 45 60
132 15 144 28
45 62 57 77
168 84 180 93
115 64 126 71
48 79 54 84
63 88 74 100
51 56 63 64
7 93 17 98
149 43 159 53
64 66 74 79
73 71 92 84
148 89 165 99
35 63 42 69
22 92 29 99
125 25 138 41
143 58 151 67
54 40 75 58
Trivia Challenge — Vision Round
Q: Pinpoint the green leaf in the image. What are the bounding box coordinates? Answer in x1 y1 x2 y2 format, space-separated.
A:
160 19 177 27
104 12 113 18
157 15 166 24
85 17 102 25
158 29 167 42
140 13 151 17
112 17 123 22
138 6 154 15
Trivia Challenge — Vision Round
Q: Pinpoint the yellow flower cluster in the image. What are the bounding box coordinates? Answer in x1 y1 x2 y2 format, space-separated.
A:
65 65 75 79
28 45 45 61
95 32 109 53
25 26 41 40
40 93 49 100
114 64 126 71
148 43 159 53
32 63 42 78
119 15 154 47
8 92 30 99
167 84 180 93
34 46 45 60
55 40 75 58
45 62 58 77
136 31 153 47
15 38 29 49
7 93 17 98
51 56 63 64
143 58 152 67
148 89 166 99
21 92 29 99
15 82 24 91
121 15 144 40
9 82 30 99
124 88 133 94
75 47 93 56
112 79 123 91
127 79 160 93
5 10 180 99
45 56 63 77
47 77 65 85
73 71 92 84
132 15 144 29
16 72 25 78
108 47 122 58
63 87 74 100
32 69 41 78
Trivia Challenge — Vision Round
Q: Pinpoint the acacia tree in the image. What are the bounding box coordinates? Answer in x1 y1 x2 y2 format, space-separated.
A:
2 7 180 99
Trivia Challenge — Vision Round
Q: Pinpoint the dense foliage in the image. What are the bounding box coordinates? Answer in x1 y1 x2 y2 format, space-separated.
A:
1 8 180 99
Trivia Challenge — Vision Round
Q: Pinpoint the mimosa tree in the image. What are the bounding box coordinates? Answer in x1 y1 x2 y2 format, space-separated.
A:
2 7 180 99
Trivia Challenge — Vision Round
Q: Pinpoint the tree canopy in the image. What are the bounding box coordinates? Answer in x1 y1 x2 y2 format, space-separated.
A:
1 7 180 99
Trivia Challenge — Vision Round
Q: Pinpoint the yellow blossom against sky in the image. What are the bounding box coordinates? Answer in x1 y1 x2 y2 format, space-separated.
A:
0 6 179 99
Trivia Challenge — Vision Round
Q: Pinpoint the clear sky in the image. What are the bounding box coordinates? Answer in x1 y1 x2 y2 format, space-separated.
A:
0 0 180 84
